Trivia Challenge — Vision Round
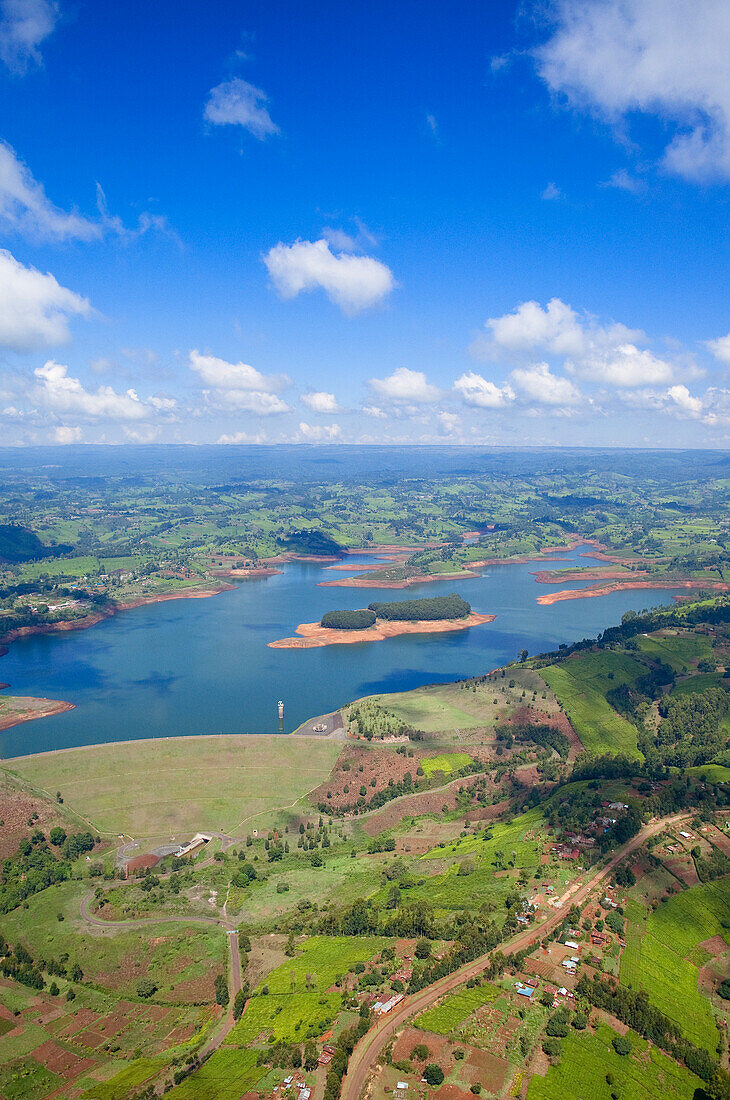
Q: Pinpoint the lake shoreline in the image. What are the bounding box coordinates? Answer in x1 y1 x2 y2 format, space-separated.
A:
268 611 496 649
536 578 730 605
0 582 235 734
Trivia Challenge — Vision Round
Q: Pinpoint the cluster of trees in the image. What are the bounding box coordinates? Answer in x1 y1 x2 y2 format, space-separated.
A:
348 700 423 740
502 722 571 760
367 593 471 621
576 974 723 1087
321 608 376 630
653 686 728 768
0 936 82 992
318 896 436 939
0 828 99 914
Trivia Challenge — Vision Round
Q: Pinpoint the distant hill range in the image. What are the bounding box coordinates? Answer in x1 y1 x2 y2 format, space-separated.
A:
0 524 73 564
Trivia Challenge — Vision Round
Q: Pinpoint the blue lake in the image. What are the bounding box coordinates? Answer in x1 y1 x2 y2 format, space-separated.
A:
0 546 681 758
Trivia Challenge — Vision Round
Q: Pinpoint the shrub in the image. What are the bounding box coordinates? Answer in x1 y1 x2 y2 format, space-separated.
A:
137 979 157 998
423 1064 444 1086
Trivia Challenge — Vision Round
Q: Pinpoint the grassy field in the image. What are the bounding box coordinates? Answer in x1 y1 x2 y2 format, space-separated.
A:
635 631 712 672
398 809 564 912
166 1050 265 1099
226 935 383 1043
415 982 500 1034
619 878 730 1050
527 1023 702 1099
541 652 643 757
1 881 228 1005
686 763 730 783
84 1058 167 1100
372 668 550 735
3 735 341 836
420 752 472 776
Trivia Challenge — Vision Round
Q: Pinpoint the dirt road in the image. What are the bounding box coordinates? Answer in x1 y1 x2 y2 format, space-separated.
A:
79 891 242 1058
341 812 689 1100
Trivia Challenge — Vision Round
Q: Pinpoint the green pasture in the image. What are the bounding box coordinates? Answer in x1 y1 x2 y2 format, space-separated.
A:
541 654 642 757
398 809 551 912
415 982 500 1034
619 878 729 1050
420 752 472 776
527 1023 702 1100
686 763 730 783
372 668 549 735
83 1058 167 1100
372 683 493 733
0 1056 64 1099
4 735 341 836
166 1050 265 1100
18 555 102 580
0 881 228 1004
421 807 545 864
227 935 383 1043
635 631 711 672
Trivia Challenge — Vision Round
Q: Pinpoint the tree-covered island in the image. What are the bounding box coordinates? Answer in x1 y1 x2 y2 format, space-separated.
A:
321 593 471 629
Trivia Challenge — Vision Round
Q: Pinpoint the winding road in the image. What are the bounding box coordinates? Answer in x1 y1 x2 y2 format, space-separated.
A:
340 812 690 1100
79 888 243 1057
77 810 690 1092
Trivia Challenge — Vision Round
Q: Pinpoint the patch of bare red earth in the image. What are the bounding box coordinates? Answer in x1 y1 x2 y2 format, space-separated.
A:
31 1040 96 1080
0 790 69 859
663 855 700 886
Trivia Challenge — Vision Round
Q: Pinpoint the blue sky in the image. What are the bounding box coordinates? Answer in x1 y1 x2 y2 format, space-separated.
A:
1 0 729 446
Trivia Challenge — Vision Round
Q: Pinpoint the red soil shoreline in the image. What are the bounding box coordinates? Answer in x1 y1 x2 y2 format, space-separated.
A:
318 569 481 590
536 578 730 605
0 582 235 732
0 697 75 732
268 611 496 649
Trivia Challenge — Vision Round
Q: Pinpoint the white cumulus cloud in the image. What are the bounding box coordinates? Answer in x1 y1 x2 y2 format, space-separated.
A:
189 349 287 393
510 361 582 406
707 333 730 366
0 0 58 74
667 384 703 418
534 0 730 182
453 371 515 408
0 249 91 352
369 367 439 404
53 424 81 444
301 390 342 413
33 361 149 420
574 343 673 386
263 238 395 314
297 421 342 441
204 78 279 139
474 297 673 389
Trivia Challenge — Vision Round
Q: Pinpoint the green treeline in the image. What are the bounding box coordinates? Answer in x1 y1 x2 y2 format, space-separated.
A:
320 608 376 629
576 973 721 1085
367 593 471 621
